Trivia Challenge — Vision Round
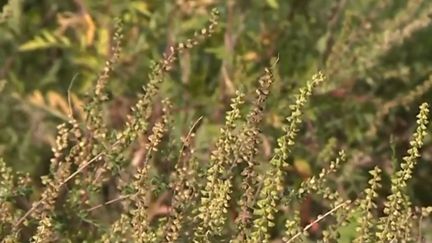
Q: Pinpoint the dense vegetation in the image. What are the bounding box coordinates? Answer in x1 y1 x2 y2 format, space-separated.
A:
1 0 432 242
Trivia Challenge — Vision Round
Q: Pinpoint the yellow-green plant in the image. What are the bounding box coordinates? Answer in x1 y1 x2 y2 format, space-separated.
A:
1 6 432 243
377 103 430 242
249 72 325 242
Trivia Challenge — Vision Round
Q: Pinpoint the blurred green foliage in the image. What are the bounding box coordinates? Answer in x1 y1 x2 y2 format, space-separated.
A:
1 0 432 240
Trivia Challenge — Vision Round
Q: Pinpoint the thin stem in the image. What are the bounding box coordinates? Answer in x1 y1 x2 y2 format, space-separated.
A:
87 194 134 212
14 141 120 228
286 201 349 243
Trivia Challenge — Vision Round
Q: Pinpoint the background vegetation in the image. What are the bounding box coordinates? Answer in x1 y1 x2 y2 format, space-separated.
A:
1 0 432 242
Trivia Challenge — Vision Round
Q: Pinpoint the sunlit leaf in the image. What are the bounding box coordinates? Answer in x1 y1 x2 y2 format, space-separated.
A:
266 0 279 9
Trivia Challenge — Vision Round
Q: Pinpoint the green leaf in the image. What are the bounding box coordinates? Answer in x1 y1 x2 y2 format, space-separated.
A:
266 0 279 9
19 30 71 51
336 209 361 243
130 2 150 16
316 32 330 54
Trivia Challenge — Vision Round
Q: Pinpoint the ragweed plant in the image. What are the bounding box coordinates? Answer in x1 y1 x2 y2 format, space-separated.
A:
0 158 29 242
164 128 200 242
283 150 347 241
233 67 274 242
377 103 430 242
249 72 325 243
1 5 432 243
353 166 382 243
194 91 245 242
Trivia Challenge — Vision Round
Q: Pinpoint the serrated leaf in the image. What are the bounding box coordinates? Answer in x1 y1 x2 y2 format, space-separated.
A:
19 30 71 51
